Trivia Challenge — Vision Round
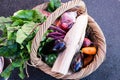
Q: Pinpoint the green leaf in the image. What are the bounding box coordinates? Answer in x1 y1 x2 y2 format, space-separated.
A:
11 10 35 21
1 64 14 78
16 22 36 44
6 24 20 40
47 8 53 12
49 0 55 10
22 31 35 46
21 22 35 35
16 29 27 44
0 24 7 37
12 59 23 67
0 25 7 45
18 66 25 79
0 40 20 59
12 19 24 26
47 0 61 12
32 10 46 23
0 17 12 45
1 59 25 79
26 41 32 53
11 10 46 25
54 0 61 9
0 17 12 23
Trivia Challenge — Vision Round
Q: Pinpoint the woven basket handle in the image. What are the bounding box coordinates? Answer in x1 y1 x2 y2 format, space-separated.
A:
30 0 86 66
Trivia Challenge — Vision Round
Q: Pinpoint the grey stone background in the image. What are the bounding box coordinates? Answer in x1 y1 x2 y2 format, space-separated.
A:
0 0 120 80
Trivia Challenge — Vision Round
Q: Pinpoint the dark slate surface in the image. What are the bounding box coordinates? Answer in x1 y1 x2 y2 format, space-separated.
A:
0 0 120 80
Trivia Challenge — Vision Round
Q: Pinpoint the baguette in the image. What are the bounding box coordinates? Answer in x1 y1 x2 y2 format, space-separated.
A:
51 14 88 75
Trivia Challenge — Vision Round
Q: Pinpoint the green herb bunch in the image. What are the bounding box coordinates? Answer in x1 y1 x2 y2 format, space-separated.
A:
0 10 46 79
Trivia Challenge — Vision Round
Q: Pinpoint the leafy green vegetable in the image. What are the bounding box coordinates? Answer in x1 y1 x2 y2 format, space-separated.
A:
47 0 61 12
0 17 12 23
0 9 46 79
0 17 12 45
12 19 24 26
26 41 32 53
38 30 53 55
19 65 25 79
1 64 14 78
11 10 46 26
6 26 18 40
16 29 27 44
0 40 20 59
1 59 25 79
16 22 37 44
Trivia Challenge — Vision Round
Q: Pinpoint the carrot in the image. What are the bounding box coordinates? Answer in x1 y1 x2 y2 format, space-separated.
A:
81 47 97 55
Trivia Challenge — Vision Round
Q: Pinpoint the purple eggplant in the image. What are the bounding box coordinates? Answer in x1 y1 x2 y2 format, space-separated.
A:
49 26 66 35
47 31 65 40
47 35 64 40
48 32 65 36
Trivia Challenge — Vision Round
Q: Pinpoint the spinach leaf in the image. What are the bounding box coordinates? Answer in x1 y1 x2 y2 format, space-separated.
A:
16 22 36 44
0 9 46 79
19 65 25 79
0 17 12 23
0 40 20 59
16 29 27 44
11 10 36 21
1 59 26 79
12 19 24 26
0 17 12 45
1 64 14 78
11 10 46 26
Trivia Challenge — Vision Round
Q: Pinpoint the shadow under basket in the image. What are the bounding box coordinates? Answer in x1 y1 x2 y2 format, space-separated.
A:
30 0 106 79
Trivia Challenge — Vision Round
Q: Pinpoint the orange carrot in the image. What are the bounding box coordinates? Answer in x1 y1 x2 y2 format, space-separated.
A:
82 47 97 55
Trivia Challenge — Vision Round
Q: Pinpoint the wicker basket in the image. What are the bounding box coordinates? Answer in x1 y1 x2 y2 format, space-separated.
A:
30 0 106 79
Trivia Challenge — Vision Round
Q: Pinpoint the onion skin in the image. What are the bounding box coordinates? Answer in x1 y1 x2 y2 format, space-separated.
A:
82 38 92 47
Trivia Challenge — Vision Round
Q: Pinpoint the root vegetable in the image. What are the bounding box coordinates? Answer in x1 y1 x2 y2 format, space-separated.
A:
82 47 97 55
83 55 94 67
83 38 92 47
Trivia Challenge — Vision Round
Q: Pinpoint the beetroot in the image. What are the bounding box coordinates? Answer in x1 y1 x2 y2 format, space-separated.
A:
60 23 68 31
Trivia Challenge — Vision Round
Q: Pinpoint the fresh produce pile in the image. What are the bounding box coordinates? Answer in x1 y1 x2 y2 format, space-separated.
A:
0 0 61 79
38 7 98 73
0 10 46 79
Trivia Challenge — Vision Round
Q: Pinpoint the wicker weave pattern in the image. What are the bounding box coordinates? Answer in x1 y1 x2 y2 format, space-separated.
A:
30 0 106 79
